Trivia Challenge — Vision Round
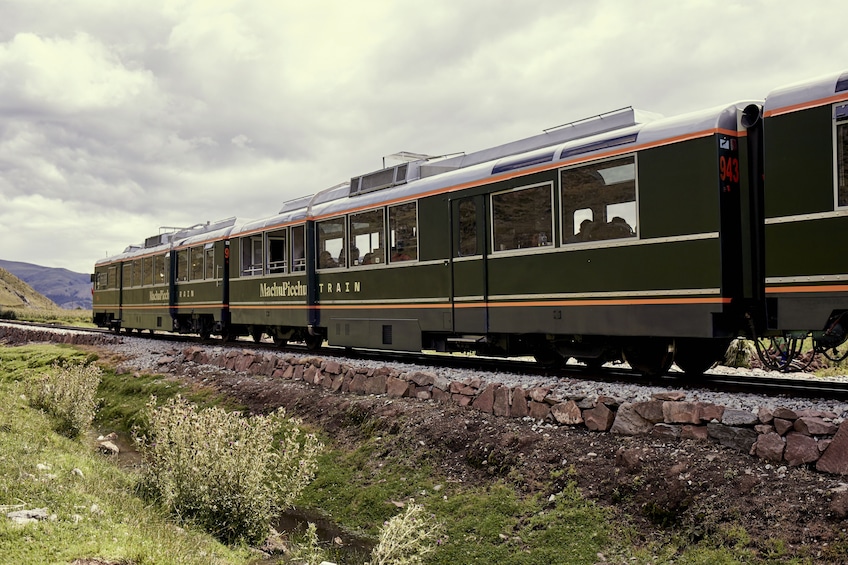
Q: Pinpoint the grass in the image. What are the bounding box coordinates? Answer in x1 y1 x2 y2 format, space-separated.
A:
0 344 253 565
0 306 94 327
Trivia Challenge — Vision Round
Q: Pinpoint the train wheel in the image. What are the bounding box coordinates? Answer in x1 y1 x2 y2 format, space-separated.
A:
623 338 675 376
304 333 323 350
675 338 730 375
273 336 288 348
533 348 564 368
250 327 263 343
199 328 211 341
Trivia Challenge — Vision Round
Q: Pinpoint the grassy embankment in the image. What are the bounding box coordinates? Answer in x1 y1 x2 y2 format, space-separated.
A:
0 344 254 564
2 341 815 564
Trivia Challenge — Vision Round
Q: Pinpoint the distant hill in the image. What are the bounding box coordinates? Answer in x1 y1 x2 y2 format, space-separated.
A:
0 267 59 310
0 260 92 310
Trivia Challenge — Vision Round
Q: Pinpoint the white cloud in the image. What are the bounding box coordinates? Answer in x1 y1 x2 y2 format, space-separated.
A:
1 0 848 274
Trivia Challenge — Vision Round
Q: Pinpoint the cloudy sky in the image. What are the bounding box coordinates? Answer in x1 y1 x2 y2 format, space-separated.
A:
1 0 847 274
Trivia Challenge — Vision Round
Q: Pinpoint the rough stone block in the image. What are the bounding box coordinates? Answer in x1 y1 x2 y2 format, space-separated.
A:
610 403 654 435
585 403 615 432
817 421 848 475
663 401 701 424
754 432 785 462
551 400 583 425
785 432 820 466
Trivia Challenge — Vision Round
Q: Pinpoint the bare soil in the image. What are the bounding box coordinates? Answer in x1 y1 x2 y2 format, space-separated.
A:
141 360 848 563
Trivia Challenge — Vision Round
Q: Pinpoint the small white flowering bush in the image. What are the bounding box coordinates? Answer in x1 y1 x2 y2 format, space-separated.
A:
29 361 102 437
136 395 323 544
368 503 443 565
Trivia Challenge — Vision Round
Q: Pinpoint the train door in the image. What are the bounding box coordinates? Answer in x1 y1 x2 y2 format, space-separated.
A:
450 195 488 334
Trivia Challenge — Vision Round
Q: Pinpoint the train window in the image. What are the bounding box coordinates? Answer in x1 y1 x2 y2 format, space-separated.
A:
491 183 553 252
389 202 418 262
836 104 848 207
317 217 346 269
122 262 131 287
267 230 287 274
560 155 637 243
457 198 477 256
142 256 153 286
107 266 117 289
95 271 108 290
190 246 204 280
176 250 189 282
153 255 165 285
133 260 142 287
350 209 385 266
291 225 306 272
240 236 263 276
204 244 215 279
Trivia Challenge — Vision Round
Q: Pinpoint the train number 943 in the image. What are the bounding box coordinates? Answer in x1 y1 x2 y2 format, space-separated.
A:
719 155 739 183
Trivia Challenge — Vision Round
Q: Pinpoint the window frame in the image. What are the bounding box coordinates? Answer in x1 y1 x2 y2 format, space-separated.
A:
559 154 639 246
204 243 215 280
388 201 418 263
267 229 288 274
316 217 346 270
834 102 848 209
349 208 386 267
291 225 306 272
490 181 554 254
176 249 189 282
240 235 264 276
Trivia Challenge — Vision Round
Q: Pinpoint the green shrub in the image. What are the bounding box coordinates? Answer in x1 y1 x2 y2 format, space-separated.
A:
367 503 442 565
135 395 323 544
28 361 102 436
723 338 755 368
288 522 328 565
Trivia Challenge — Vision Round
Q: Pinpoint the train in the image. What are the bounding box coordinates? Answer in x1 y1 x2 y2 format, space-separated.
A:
92 69 848 376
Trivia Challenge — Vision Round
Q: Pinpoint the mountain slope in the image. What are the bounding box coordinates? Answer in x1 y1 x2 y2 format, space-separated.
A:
0 260 92 310
0 267 59 309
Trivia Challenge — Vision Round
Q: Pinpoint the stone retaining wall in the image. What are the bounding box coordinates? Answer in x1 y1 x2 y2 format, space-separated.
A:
173 346 848 476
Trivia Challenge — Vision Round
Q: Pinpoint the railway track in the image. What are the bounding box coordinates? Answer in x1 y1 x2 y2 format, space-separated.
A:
4 319 848 401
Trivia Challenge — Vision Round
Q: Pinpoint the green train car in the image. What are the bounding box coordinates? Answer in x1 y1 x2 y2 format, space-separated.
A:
92 70 848 376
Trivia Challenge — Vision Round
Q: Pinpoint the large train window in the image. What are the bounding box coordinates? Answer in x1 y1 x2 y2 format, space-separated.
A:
456 198 477 256
95 271 108 290
176 250 189 282
350 209 384 266
389 202 418 262
132 260 142 287
153 255 165 285
240 236 263 276
122 262 131 287
317 217 346 269
267 230 287 274
107 266 118 289
560 155 637 243
142 256 153 286
190 246 204 280
204 244 215 279
836 104 848 207
491 183 553 252
291 225 306 272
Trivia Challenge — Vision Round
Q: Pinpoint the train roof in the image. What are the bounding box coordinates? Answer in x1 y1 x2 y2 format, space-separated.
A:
95 217 239 266
305 99 758 220
764 69 848 117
